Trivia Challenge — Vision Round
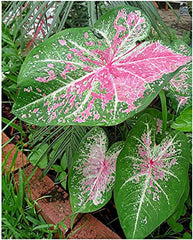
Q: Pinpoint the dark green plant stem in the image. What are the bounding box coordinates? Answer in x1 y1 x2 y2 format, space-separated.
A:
124 120 130 133
159 90 167 137
87 1 103 39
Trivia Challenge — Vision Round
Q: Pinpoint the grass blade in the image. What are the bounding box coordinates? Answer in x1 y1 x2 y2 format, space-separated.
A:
88 1 97 27
2 116 17 132
17 168 24 210
23 1 51 37
33 224 54 230
3 1 22 25
2 117 23 134
1 136 15 148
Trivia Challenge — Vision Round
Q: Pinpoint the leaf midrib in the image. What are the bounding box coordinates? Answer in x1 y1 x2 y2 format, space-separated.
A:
132 173 151 238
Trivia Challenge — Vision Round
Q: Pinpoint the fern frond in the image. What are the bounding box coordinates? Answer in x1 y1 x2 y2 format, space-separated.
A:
27 125 89 178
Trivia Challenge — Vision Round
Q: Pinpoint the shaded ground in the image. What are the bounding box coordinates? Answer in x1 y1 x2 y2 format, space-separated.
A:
158 8 192 37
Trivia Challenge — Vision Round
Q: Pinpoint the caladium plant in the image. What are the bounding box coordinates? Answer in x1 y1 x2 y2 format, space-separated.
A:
114 114 190 239
10 4 191 238
127 108 173 135
12 6 191 126
69 127 124 213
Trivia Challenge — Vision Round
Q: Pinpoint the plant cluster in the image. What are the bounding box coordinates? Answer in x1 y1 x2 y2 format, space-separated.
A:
2 168 59 239
2 1 192 239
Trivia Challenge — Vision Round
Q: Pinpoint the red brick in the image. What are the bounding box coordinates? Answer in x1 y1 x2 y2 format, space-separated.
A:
4 134 122 238
14 164 55 199
2 132 28 172
69 213 121 239
14 165 121 239
14 164 81 237
36 192 82 237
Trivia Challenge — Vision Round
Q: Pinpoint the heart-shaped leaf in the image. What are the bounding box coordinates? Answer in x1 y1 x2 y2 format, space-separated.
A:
69 127 124 213
12 6 191 126
127 108 174 140
114 114 190 239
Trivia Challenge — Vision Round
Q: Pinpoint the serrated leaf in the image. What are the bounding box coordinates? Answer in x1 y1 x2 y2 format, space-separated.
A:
28 143 48 168
12 6 191 126
114 114 190 239
69 127 124 213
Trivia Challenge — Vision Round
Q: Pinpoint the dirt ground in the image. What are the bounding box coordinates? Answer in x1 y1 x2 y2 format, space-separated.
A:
158 8 192 37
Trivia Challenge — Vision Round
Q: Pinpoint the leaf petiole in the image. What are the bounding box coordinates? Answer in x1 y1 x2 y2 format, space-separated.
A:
159 89 167 137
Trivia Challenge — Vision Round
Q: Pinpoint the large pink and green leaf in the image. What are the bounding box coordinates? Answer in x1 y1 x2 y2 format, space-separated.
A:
114 114 190 239
69 127 124 213
12 6 191 126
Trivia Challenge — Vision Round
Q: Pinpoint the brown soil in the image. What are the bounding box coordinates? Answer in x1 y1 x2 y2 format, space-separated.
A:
158 8 192 37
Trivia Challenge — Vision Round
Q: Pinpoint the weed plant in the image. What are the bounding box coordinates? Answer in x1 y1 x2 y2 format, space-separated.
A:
1 167 58 239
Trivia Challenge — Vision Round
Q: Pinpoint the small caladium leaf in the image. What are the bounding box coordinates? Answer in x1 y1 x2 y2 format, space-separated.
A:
69 127 124 213
139 109 173 137
127 108 173 136
114 114 190 239
165 40 192 112
12 6 191 126
171 106 192 132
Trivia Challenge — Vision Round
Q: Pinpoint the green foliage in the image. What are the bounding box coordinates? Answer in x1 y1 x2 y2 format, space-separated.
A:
28 143 49 168
182 30 191 46
114 114 190 238
2 169 58 239
3 1 171 42
2 2 192 239
2 23 24 100
171 106 192 132
53 154 68 190
27 125 88 178
2 117 24 135
69 127 124 213
167 176 190 233
183 232 192 239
